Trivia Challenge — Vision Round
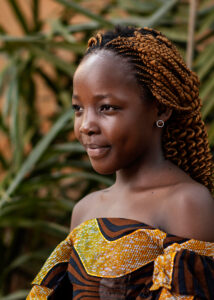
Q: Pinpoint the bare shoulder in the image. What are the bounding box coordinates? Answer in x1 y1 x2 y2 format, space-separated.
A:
70 190 103 231
164 182 214 241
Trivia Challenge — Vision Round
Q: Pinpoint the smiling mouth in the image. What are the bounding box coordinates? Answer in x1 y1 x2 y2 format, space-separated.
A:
85 144 111 159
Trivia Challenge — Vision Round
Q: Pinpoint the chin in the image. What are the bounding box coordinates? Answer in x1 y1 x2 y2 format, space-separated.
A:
91 163 116 175
93 167 115 175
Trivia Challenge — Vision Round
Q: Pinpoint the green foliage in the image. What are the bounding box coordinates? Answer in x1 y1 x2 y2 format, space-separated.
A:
0 0 213 297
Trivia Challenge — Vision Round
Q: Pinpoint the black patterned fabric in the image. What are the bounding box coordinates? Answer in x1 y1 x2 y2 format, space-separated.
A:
27 218 214 299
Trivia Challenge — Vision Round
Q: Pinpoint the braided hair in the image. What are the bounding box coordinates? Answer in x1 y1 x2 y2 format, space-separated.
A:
85 26 213 191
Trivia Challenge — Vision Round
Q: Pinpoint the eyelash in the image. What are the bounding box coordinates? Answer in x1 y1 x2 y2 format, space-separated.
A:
100 104 119 112
72 104 119 113
72 104 82 112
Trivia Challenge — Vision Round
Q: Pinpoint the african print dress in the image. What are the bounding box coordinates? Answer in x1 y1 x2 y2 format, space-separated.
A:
27 218 214 299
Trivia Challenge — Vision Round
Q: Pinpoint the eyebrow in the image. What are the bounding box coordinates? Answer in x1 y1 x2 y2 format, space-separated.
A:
72 94 114 100
72 94 79 100
94 94 113 100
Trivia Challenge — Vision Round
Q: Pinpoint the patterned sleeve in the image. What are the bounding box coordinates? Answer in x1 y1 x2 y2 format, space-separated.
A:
150 236 214 299
27 234 73 299
27 219 214 300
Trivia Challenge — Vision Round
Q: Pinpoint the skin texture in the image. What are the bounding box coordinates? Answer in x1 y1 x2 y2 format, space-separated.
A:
71 50 214 242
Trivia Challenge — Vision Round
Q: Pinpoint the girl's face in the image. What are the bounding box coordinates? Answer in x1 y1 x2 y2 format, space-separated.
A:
72 51 159 174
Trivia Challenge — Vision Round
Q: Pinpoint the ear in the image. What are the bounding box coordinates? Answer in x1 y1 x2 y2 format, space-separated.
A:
158 107 172 122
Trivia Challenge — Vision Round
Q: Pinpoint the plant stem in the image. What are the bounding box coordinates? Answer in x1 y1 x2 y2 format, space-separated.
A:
187 0 198 69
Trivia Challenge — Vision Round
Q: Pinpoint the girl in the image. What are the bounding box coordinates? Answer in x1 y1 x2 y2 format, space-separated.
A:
28 27 214 299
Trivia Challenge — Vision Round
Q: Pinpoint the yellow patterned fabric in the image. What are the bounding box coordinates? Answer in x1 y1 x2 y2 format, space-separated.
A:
27 218 214 299
33 235 72 285
26 285 52 299
71 218 166 277
158 288 194 300
151 240 214 292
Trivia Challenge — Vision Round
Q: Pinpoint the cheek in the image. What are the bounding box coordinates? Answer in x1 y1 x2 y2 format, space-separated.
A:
74 119 81 141
107 120 140 152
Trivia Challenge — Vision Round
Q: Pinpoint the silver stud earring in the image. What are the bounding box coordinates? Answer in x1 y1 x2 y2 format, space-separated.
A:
156 120 164 128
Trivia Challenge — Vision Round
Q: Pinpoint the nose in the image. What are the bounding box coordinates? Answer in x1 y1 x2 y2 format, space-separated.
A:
79 110 100 136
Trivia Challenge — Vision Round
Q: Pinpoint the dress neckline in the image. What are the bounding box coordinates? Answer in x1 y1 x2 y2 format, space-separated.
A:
70 217 214 243
71 217 165 236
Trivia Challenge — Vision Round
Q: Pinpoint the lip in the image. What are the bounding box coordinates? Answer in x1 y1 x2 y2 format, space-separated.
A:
84 144 111 159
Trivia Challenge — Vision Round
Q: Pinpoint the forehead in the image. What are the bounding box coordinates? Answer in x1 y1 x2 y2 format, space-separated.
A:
73 50 138 90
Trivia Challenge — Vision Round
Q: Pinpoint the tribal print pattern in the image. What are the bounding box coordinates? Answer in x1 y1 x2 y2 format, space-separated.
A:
27 218 214 299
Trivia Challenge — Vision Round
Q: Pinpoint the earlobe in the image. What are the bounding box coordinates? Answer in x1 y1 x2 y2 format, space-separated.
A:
160 108 172 122
155 108 172 128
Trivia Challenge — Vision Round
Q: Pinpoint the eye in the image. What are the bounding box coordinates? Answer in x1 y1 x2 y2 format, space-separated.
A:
100 104 119 112
72 104 83 113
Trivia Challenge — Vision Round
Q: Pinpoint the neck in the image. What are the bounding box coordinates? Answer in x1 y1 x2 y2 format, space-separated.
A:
115 145 166 191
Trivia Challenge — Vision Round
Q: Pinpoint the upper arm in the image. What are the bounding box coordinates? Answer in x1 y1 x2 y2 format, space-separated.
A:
70 201 83 231
166 184 214 241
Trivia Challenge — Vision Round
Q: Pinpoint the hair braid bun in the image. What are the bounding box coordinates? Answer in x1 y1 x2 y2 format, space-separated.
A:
85 26 214 191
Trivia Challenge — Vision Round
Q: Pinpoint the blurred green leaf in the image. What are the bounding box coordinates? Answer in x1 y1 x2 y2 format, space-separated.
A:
158 27 187 42
0 34 45 43
194 43 214 68
201 78 214 118
0 219 69 236
146 0 178 27
197 5 214 33
208 121 214 146
52 142 85 152
200 71 214 99
198 52 214 80
55 0 113 26
8 0 30 34
4 249 51 274
30 46 75 75
67 22 101 33
2 108 73 202
0 290 29 300
26 171 113 186
32 0 41 31
10 74 22 171
118 0 157 14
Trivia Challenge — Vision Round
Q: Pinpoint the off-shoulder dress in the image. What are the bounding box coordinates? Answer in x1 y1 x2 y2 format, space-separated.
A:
27 218 214 299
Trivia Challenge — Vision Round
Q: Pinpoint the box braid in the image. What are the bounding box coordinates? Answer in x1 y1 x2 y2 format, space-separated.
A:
85 26 214 191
